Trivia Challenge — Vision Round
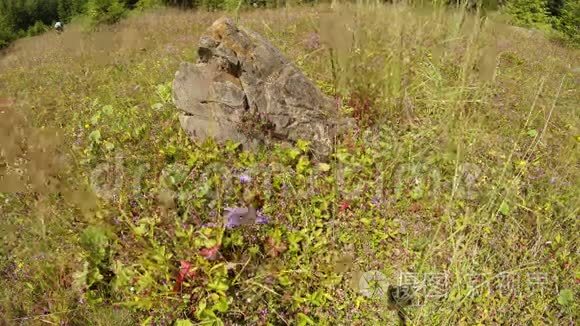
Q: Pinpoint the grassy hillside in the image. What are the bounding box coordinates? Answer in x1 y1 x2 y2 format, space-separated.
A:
1 3 578 325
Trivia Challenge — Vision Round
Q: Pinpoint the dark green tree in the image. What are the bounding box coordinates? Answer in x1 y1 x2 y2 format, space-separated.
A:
0 0 59 32
557 0 579 45
504 0 551 29
57 0 90 22
0 12 15 48
546 0 564 16
86 0 128 25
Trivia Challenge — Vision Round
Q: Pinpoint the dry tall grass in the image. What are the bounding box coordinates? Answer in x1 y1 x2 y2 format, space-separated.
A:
1 3 578 324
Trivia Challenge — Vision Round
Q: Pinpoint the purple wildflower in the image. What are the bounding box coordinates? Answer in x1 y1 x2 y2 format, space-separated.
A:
255 213 269 225
239 173 252 184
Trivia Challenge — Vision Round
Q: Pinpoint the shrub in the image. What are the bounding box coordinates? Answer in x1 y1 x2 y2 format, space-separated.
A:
57 0 91 23
504 0 552 30
86 0 127 26
556 0 579 46
0 14 14 48
27 20 48 36
135 0 164 10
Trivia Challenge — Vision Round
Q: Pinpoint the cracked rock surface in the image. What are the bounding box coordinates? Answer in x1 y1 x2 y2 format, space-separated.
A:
173 17 349 158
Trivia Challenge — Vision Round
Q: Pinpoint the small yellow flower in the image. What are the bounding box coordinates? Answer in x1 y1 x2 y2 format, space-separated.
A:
84 124 89 128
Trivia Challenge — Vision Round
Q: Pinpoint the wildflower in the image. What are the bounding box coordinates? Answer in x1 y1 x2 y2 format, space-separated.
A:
178 260 195 279
239 173 252 184
255 211 270 225
199 245 220 260
174 260 196 292
339 201 350 212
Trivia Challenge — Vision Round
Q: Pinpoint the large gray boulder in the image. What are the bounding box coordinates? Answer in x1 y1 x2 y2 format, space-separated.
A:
173 17 349 158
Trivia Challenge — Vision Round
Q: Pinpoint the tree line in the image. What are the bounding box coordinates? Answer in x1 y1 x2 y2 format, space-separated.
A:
0 0 148 47
505 0 578 45
0 0 578 48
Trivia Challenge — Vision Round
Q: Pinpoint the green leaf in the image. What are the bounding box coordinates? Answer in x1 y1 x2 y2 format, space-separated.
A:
278 274 292 286
296 139 310 152
411 187 423 200
102 105 114 115
103 141 115 151
89 130 101 143
72 261 89 291
296 313 315 326
208 278 229 292
225 140 241 152
318 163 331 172
195 298 207 320
296 156 310 174
133 224 147 236
90 112 101 125
499 201 510 215
140 317 153 326
335 150 350 162
156 82 173 103
527 129 538 137
557 289 574 306
287 148 301 160
86 266 104 287
212 296 229 313
175 319 193 326
164 145 177 156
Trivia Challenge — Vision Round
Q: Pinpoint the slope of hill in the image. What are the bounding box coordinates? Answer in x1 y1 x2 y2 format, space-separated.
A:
1 4 578 324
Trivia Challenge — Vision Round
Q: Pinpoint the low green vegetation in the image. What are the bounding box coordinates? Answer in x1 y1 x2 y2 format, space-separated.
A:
0 2 578 325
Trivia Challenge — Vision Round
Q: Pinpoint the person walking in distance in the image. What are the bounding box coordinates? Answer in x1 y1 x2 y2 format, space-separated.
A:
54 21 63 34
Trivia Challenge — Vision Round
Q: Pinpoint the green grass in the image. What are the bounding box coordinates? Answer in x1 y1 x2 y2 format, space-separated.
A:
1 3 579 325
